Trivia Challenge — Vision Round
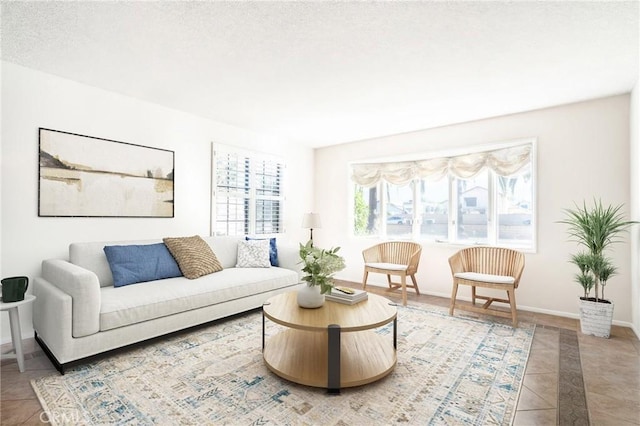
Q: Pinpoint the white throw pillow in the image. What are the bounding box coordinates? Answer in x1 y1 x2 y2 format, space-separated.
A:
236 239 271 268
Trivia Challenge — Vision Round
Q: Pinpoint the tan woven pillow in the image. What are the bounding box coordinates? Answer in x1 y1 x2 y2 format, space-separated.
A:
163 235 223 279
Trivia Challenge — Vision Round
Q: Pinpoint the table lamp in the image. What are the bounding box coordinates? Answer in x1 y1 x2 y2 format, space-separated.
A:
301 213 322 245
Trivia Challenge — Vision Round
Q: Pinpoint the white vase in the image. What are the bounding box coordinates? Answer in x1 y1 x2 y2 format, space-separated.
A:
297 284 325 308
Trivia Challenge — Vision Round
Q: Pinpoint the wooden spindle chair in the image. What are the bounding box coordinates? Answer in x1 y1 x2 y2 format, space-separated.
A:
362 241 422 306
448 246 525 327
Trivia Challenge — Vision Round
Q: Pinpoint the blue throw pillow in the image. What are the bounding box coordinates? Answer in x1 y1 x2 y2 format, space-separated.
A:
104 243 183 287
245 237 279 267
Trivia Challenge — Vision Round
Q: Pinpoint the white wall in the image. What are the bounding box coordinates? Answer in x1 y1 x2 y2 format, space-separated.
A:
315 95 634 325
0 62 314 344
631 82 639 336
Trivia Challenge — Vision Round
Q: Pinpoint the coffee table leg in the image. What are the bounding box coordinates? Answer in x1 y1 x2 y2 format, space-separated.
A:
262 302 270 352
394 317 397 350
327 324 341 394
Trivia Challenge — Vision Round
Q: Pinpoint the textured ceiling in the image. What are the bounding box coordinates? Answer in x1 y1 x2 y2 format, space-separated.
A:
2 1 638 147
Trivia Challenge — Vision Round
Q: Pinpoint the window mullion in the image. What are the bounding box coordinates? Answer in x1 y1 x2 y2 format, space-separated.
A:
449 175 457 242
488 171 497 246
381 181 388 237
412 179 420 240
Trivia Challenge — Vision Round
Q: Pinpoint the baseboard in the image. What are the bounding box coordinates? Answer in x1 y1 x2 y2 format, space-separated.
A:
424 289 635 328
348 281 636 330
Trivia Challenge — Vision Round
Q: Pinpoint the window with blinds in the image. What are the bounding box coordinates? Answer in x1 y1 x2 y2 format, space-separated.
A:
213 144 284 236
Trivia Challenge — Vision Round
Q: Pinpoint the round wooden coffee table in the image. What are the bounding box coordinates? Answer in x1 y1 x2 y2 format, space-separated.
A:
262 291 397 393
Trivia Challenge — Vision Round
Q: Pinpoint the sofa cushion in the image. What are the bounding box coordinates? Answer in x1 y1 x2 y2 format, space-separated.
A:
104 243 182 287
99 267 298 331
70 238 235 287
246 237 279 266
236 240 271 268
454 272 515 284
72 239 166 288
163 235 223 279
203 236 240 269
365 262 408 271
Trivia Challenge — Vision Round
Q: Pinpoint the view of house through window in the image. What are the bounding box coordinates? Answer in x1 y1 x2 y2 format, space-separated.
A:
419 177 449 241
497 163 533 245
351 141 535 249
455 170 489 244
212 144 284 236
386 182 413 238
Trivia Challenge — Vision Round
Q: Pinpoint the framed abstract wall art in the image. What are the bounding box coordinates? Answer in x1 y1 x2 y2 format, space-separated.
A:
38 128 175 218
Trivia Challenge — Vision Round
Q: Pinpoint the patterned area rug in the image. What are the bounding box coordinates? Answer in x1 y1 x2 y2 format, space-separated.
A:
32 303 534 425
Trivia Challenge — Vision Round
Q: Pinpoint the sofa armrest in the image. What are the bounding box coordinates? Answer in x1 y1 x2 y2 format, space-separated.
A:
41 259 101 337
33 276 74 360
275 243 303 279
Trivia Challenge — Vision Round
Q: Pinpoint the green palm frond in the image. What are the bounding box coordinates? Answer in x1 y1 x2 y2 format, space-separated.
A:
574 272 594 298
569 252 592 274
559 199 636 255
559 198 637 302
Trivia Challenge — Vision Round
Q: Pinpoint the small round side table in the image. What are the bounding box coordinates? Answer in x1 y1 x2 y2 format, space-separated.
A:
1 294 36 372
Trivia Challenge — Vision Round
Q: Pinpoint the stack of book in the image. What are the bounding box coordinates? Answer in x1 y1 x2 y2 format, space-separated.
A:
326 286 368 305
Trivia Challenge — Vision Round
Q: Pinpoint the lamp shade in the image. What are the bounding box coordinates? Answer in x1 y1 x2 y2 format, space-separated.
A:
301 213 322 229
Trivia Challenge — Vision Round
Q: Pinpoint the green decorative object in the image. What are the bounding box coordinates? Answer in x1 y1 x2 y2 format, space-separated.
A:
1 276 29 303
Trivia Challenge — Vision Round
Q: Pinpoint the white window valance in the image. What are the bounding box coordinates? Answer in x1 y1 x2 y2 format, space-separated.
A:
351 143 532 187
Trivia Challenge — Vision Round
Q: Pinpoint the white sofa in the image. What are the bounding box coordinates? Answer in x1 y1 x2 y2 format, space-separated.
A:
33 236 301 373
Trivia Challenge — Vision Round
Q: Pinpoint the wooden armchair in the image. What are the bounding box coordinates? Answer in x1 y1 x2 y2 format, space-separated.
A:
362 241 422 306
448 246 525 327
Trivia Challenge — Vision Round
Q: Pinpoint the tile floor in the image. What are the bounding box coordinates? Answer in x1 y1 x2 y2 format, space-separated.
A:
1 285 639 425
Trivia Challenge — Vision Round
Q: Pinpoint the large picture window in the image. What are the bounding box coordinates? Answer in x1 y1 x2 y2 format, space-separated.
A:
212 144 285 236
351 140 535 250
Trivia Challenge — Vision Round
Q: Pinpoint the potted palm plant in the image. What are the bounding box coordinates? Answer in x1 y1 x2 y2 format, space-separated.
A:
559 199 637 338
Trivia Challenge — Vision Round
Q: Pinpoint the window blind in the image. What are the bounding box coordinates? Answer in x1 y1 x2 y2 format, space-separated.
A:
213 144 285 236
